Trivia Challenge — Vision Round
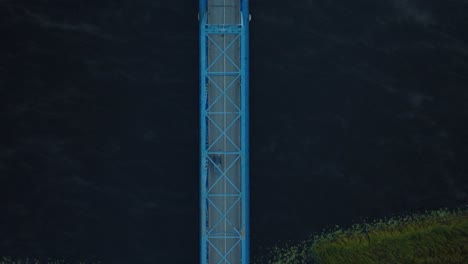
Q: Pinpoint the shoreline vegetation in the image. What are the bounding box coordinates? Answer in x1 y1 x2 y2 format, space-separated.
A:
2 206 467 264
254 205 468 264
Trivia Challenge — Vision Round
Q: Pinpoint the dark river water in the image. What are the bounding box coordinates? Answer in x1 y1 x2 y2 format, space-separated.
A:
1 0 467 263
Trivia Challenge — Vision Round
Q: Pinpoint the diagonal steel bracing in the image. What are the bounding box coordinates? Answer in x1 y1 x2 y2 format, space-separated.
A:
200 0 249 263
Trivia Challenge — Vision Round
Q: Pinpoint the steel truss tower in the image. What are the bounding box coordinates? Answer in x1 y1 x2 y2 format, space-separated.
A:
199 0 250 263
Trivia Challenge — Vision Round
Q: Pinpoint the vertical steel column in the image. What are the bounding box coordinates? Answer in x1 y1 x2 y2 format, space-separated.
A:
200 1 249 263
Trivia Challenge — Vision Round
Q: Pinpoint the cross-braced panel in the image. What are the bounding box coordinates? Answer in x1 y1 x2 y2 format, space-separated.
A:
200 1 249 263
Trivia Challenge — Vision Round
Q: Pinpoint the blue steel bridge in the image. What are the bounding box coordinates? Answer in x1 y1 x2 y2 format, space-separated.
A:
199 0 250 263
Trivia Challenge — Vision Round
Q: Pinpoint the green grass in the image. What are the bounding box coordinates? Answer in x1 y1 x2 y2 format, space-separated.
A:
254 205 468 264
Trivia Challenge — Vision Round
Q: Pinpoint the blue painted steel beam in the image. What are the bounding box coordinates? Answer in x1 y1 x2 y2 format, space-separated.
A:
200 0 249 263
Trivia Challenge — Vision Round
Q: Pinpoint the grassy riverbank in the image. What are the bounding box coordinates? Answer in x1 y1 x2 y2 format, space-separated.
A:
255 206 468 264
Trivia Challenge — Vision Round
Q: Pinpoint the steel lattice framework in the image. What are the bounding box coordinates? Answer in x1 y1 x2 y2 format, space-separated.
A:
199 0 249 263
